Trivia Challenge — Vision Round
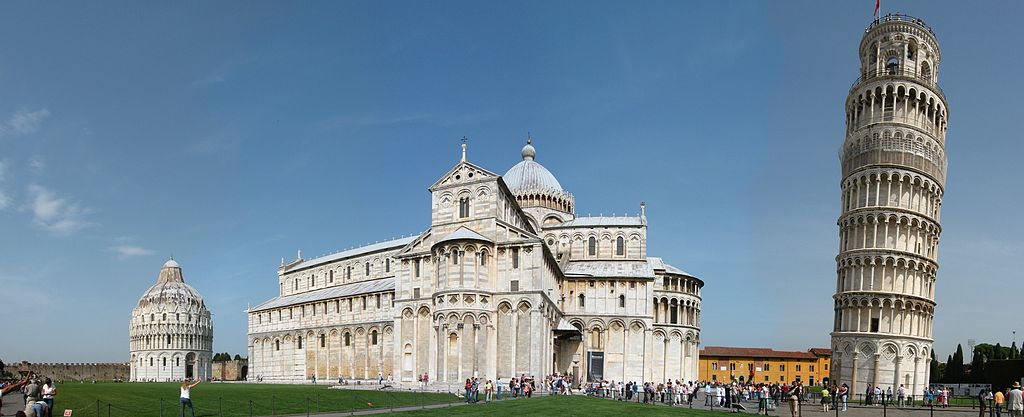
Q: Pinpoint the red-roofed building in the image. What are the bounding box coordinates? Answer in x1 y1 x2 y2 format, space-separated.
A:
699 346 831 385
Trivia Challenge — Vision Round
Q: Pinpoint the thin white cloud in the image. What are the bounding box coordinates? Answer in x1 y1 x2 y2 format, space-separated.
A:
26 184 92 235
0 160 9 210
29 155 45 173
112 245 156 258
1 108 51 136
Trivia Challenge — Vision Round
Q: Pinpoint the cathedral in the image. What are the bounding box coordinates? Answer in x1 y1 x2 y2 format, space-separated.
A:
247 141 703 387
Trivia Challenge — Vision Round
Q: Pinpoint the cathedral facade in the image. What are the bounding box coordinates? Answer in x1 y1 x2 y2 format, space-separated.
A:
247 142 703 387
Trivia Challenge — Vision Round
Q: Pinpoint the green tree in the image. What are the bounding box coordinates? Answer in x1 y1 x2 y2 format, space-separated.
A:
930 350 942 383
970 345 987 382
234 354 243 361
946 344 966 382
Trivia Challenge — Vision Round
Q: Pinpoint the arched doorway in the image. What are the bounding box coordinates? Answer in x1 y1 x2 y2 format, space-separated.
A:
186 352 196 379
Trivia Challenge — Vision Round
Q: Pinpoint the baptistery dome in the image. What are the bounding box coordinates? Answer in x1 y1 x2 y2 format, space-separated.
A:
502 140 575 221
129 258 213 381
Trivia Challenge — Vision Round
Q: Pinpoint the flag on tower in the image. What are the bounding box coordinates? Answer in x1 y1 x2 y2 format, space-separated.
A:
874 0 880 17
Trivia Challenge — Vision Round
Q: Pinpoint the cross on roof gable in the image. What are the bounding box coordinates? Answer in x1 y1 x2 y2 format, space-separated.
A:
428 160 498 192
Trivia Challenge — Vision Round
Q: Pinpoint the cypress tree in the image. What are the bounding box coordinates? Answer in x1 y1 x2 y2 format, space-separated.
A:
951 344 965 382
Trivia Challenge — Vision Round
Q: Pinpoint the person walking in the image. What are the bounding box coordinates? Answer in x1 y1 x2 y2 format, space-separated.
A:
840 384 849 411
898 384 906 407
41 378 56 417
822 387 831 412
996 389 1005 417
788 383 801 417
1007 383 1023 417
179 379 201 417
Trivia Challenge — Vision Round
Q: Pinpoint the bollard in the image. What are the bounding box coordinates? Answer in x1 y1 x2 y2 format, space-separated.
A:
316 393 320 413
884 396 887 417
160 397 163 417
97 399 100 417
272 394 276 416
306 396 310 417
219 396 223 417
249 400 253 417
108 402 111 417
930 399 934 417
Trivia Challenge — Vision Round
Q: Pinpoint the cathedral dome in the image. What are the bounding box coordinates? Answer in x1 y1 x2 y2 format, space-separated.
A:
502 139 574 217
503 140 564 194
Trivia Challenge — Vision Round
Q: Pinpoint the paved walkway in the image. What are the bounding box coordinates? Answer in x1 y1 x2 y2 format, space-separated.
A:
1 392 25 416
2 389 987 417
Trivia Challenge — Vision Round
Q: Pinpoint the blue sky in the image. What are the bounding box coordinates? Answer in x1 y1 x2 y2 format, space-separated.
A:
1 1 1020 362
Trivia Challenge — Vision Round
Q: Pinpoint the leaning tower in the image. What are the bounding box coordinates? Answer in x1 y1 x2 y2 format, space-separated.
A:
831 14 948 395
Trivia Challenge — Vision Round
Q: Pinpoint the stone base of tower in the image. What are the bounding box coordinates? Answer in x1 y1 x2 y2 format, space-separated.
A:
830 335 931 399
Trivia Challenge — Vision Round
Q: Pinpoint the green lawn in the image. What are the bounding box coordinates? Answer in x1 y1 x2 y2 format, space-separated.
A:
47 382 457 417
384 395 724 417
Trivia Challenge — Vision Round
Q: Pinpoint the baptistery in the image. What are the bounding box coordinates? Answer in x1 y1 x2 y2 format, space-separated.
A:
129 258 213 381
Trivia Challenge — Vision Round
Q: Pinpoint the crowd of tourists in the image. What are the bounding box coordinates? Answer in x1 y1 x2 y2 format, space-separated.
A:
456 374 542 404
0 373 57 417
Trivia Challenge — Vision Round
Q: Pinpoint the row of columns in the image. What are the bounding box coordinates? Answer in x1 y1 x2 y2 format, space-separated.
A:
835 304 933 338
653 299 700 326
842 175 940 219
131 333 211 351
847 89 946 137
836 261 934 298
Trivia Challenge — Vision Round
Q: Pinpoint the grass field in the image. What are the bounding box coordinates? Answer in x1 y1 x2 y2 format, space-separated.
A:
381 395 723 417
42 382 456 417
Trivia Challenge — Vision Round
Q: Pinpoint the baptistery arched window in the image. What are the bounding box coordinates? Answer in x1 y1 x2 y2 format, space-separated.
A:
365 262 370 276
578 294 586 307
616 236 625 256
371 330 379 345
588 237 597 256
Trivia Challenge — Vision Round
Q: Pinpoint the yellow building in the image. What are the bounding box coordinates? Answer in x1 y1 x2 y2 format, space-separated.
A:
699 347 831 386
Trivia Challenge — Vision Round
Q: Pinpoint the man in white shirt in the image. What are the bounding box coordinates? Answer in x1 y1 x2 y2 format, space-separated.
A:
1007 382 1023 417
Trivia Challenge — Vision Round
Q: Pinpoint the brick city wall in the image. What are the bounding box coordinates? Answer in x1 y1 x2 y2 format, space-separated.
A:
15 361 130 381
212 359 248 381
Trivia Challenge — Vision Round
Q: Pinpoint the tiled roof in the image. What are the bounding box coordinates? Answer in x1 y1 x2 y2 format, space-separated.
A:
809 348 833 357
435 227 492 245
648 256 696 277
700 346 821 360
563 260 655 278
550 216 644 227
289 236 416 271
251 278 394 311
